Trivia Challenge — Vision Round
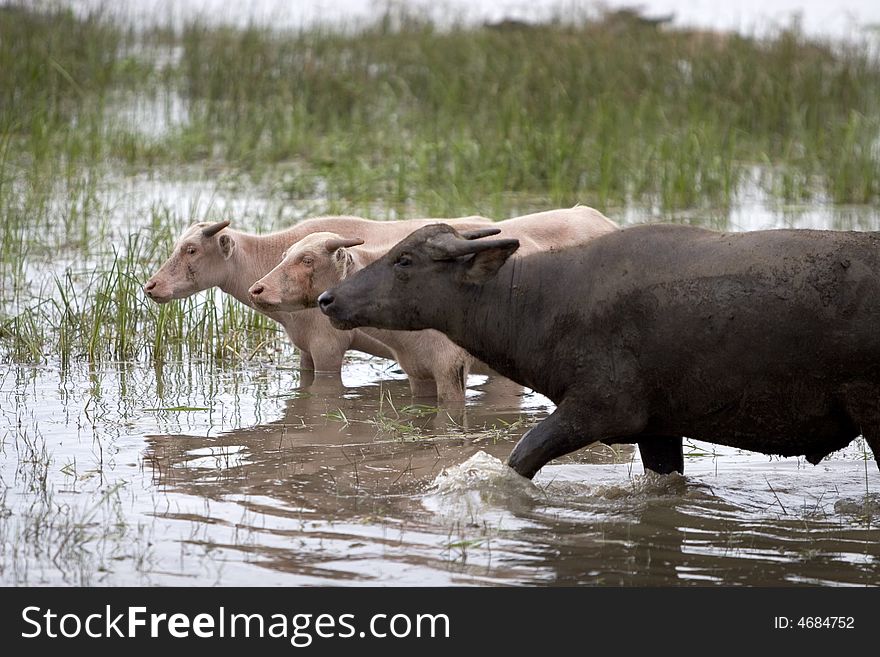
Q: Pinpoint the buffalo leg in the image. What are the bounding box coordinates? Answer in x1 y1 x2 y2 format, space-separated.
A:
508 394 648 479
399 362 465 403
297 351 317 389
508 404 584 479
299 350 315 372
842 392 880 472
309 339 348 376
409 377 438 399
864 430 880 473
298 368 315 389
434 364 467 404
637 436 684 475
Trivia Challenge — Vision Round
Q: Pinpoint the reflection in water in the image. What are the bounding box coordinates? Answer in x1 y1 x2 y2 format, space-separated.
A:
141 370 878 585
142 375 538 583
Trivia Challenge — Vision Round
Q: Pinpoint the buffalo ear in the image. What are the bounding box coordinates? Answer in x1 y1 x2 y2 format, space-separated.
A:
462 240 519 284
218 234 236 260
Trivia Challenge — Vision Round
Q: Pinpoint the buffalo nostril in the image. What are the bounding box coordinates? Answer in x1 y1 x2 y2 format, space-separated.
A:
145 281 156 291
251 284 264 296
317 291 334 310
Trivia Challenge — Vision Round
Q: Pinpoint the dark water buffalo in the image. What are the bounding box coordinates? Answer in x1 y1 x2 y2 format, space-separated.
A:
318 223 880 479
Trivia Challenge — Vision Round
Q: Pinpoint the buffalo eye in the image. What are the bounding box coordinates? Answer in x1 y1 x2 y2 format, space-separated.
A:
185 246 197 255
395 254 412 268
301 255 314 266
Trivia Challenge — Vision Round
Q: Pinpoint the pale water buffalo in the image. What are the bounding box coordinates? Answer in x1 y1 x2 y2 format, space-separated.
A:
318 223 880 478
248 207 618 402
143 215 489 376
248 231 478 400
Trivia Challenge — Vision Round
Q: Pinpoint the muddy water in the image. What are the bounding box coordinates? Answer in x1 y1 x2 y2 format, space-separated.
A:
1 351 878 585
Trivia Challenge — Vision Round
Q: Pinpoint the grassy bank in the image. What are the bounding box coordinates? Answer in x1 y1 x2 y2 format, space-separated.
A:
171 16 880 210
1 4 879 365
6 5 878 207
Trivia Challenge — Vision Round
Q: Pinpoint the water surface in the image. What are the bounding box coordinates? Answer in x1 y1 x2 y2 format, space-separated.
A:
1 346 877 585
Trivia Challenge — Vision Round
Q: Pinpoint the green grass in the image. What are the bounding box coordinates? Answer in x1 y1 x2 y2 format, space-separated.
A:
0 178 282 366
1 4 879 366
169 14 880 209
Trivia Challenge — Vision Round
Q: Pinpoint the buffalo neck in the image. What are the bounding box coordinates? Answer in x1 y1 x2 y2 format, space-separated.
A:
438 254 568 403
219 229 298 305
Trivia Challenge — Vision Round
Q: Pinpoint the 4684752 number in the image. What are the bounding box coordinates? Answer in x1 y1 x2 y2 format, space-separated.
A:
774 617 854 629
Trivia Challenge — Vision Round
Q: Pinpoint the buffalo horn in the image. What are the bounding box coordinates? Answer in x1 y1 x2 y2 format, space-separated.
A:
426 231 520 260
202 220 230 237
459 227 502 240
324 237 364 253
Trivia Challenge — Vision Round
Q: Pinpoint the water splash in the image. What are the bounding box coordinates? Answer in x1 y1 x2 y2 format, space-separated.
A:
422 451 538 524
